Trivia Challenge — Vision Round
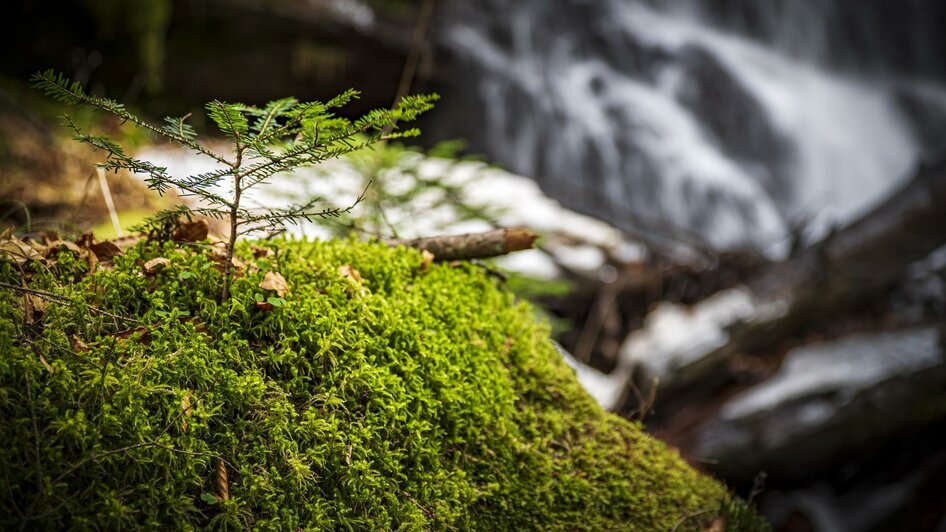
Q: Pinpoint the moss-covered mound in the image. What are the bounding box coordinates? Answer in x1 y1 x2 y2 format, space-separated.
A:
0 238 763 530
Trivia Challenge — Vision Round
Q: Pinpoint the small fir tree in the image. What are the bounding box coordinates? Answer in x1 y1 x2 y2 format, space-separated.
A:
30 70 437 300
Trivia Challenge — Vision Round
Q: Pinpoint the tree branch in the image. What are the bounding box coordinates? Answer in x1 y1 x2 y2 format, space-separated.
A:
389 228 538 261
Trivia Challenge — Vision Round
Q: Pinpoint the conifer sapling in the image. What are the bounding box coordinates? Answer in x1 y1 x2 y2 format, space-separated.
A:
30 70 438 300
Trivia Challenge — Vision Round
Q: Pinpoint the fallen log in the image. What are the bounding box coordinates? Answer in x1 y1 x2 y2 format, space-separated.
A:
696 324 946 484
389 228 538 261
618 156 946 418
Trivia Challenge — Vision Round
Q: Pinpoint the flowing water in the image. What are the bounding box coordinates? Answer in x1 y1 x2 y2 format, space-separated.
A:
434 0 946 254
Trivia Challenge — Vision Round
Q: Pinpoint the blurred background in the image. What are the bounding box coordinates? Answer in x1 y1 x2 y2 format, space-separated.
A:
2 1 945 530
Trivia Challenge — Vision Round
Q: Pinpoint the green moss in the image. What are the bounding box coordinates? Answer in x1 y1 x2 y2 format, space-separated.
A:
0 239 766 530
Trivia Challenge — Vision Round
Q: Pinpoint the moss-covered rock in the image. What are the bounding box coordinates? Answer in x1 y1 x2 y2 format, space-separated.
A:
0 238 765 530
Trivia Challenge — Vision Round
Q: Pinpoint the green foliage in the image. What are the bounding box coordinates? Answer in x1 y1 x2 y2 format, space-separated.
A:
30 70 438 299
287 140 502 239
0 239 766 530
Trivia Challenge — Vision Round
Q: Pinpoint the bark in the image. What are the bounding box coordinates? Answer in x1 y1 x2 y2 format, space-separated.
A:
389 228 538 261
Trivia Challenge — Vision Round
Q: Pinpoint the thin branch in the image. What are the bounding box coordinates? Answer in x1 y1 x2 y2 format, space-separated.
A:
32 71 234 167
389 228 539 261
0 281 140 324
672 508 712 532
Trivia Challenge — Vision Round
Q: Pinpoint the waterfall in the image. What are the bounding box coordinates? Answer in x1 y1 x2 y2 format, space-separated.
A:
433 0 946 255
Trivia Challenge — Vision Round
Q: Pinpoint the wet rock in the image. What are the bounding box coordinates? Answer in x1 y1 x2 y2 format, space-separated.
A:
695 326 946 484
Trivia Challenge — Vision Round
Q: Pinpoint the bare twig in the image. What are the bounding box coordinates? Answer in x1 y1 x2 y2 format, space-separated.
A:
392 0 437 109
573 271 629 363
671 508 712 532
401 490 435 520
96 167 123 237
627 376 658 423
748 471 767 505
0 281 140 324
390 228 538 261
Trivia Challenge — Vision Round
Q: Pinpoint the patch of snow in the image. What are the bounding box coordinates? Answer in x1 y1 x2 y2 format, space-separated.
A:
555 341 627 408
494 249 560 280
546 244 606 273
324 0 375 30
721 327 943 421
620 286 759 378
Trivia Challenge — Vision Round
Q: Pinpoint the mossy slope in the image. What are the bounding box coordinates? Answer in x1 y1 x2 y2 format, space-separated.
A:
0 239 761 530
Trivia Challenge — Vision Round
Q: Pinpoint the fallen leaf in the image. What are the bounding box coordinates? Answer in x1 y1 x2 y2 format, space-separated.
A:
44 240 82 257
28 241 48 257
172 220 209 242
338 264 364 284
76 233 94 249
143 257 170 274
420 249 435 272
259 271 289 297
90 241 122 261
703 517 726 532
114 326 152 344
181 390 193 432
251 244 273 258
255 300 275 312
339 265 368 297
0 239 43 265
71 336 90 353
216 458 230 501
79 247 98 272
25 294 48 324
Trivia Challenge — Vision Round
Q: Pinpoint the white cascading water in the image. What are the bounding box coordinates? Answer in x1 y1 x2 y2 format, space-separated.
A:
437 0 946 255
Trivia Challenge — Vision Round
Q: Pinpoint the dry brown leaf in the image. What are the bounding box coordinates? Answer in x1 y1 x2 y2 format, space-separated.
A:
0 239 43 265
78 247 98 272
339 265 368 297
71 336 90 353
0 227 13 241
76 233 95 248
114 326 151 344
259 271 289 297
90 241 122 261
216 458 230 501
172 220 209 242
420 249 435 272
181 390 193 432
143 257 170 275
39 355 54 374
44 240 82 257
251 244 273 258
255 300 275 312
702 517 726 532
28 241 48 257
25 294 48 325
339 265 363 284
